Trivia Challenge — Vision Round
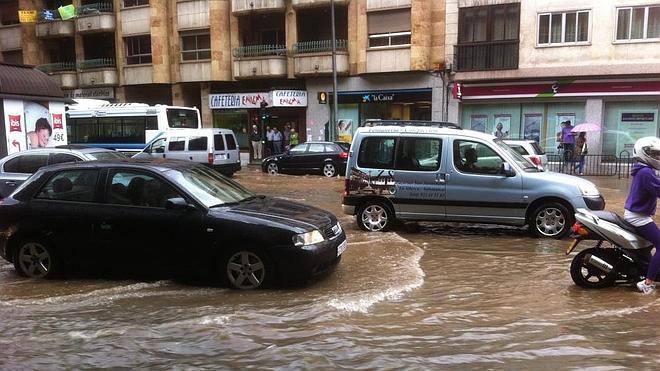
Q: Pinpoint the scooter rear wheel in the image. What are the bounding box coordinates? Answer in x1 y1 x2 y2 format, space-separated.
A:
570 248 617 289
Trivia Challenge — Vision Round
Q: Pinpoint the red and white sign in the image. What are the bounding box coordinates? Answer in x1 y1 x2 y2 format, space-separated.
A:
52 113 63 129
271 90 307 107
8 115 22 132
209 92 271 109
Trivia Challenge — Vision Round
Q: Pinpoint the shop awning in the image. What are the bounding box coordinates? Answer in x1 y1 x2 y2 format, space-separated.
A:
0 62 66 101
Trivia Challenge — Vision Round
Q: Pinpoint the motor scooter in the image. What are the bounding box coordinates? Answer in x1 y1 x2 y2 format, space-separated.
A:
566 208 655 288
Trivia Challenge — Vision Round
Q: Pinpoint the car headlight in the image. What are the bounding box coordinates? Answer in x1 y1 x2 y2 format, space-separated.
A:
579 183 600 197
293 230 325 247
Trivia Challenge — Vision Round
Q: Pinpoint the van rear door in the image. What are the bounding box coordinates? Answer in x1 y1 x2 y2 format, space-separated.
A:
224 133 239 163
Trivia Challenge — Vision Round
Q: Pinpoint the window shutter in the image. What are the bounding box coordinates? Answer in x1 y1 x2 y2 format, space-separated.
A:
368 9 411 34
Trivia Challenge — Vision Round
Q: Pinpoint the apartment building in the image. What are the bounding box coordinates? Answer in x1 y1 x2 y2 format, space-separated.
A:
446 0 660 156
0 0 445 149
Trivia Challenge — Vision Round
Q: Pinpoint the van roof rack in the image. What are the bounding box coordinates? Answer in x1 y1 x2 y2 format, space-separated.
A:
361 119 461 129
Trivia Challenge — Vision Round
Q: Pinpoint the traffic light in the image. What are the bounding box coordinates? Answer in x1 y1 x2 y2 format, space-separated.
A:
318 91 327 104
260 101 269 122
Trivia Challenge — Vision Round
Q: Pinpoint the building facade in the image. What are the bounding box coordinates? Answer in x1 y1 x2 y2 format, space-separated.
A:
0 0 446 151
446 0 660 156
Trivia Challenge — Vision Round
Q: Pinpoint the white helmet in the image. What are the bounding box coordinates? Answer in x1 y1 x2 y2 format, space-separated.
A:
633 136 660 170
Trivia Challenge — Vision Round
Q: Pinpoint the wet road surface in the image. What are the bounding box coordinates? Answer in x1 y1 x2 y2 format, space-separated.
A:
2 168 660 369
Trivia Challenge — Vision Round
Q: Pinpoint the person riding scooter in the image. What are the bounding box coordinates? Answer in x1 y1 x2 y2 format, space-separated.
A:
624 137 660 294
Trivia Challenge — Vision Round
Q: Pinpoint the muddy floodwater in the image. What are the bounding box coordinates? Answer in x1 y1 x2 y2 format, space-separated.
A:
2 168 659 369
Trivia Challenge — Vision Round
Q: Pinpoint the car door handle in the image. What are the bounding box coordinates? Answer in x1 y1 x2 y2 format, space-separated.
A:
5 181 16 187
436 174 448 183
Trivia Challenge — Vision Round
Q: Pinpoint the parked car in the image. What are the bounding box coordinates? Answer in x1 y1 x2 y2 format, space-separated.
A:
0 146 127 198
262 141 350 177
504 139 548 170
133 128 241 176
0 159 346 289
341 120 605 238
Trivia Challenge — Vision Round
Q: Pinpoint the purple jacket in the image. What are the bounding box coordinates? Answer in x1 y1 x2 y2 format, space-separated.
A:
562 126 575 144
624 163 660 216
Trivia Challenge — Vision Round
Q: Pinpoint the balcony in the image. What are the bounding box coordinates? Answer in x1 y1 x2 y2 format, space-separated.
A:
293 40 349 76
292 0 349 9
78 58 118 87
0 24 22 51
231 0 286 15
366 47 411 73
36 62 78 89
76 2 116 34
454 40 519 72
232 45 287 79
35 20 75 38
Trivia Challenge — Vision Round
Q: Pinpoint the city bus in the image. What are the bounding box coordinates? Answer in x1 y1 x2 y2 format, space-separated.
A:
65 103 202 154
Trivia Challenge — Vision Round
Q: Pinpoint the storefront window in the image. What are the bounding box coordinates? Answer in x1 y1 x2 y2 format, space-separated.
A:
213 110 248 149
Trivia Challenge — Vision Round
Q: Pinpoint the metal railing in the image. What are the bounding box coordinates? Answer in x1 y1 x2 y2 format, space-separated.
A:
232 44 287 58
545 150 632 179
454 40 519 72
293 39 348 54
78 2 114 15
77 58 116 70
36 62 76 73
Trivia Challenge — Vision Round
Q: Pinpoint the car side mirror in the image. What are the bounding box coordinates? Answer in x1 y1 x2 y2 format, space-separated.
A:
154 147 165 154
501 163 516 177
165 197 195 211
144 148 152 154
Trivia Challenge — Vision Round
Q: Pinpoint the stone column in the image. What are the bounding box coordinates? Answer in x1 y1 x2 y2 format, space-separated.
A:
585 99 604 156
115 86 127 102
347 0 358 75
210 0 232 81
169 0 181 83
355 0 367 74
200 82 212 128
113 0 126 85
410 0 430 70
430 0 445 69
229 11 240 80
19 0 46 66
150 0 171 84
171 83 184 106
431 74 444 121
285 3 297 79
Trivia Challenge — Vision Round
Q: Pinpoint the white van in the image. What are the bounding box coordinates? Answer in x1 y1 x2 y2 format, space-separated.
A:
133 128 241 176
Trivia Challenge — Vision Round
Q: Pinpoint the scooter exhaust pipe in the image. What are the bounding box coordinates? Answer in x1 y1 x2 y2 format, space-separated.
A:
586 254 614 273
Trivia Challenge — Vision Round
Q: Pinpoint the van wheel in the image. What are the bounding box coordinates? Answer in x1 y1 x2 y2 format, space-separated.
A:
223 249 272 290
530 202 573 239
266 162 279 175
13 239 58 279
323 162 337 177
357 201 393 232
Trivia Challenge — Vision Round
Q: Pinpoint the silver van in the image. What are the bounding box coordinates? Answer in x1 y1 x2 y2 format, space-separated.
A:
341 121 605 238
133 128 241 176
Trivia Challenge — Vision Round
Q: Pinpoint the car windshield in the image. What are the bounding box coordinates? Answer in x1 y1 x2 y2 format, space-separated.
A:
495 139 540 172
86 151 128 160
167 166 254 207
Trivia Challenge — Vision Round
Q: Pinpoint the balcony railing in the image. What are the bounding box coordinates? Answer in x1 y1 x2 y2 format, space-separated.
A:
36 62 77 73
233 44 287 58
78 58 116 70
454 40 519 72
293 39 348 54
78 2 113 14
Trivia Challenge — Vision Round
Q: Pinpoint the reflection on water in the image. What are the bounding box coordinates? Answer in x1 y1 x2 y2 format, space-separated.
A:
1 170 658 369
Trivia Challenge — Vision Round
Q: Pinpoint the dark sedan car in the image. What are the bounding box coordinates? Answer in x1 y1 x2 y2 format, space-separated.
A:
262 141 350 177
0 159 347 289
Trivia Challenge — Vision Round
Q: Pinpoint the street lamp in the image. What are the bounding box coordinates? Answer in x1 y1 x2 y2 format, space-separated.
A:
330 0 339 141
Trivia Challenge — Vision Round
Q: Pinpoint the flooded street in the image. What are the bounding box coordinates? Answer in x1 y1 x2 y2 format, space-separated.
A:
2 168 659 369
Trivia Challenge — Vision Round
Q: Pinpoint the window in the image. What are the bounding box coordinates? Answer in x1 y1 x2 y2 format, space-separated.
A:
188 136 207 151
358 137 395 169
453 140 503 175
168 137 185 151
538 11 590 45
67 117 146 144
167 109 198 129
181 31 211 61
0 1 19 25
149 138 166 153
107 170 179 208
395 138 442 171
308 143 325 153
2 50 23 65
290 144 308 153
125 35 152 65
509 145 529 156
3 154 48 174
617 6 660 41
36 170 99 202
49 153 82 165
146 116 158 130
368 9 411 48
123 0 148 8
214 135 225 151
224 134 237 150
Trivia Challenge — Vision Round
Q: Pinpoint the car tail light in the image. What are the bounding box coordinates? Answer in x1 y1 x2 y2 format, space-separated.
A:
339 151 349 160
529 155 541 166
571 222 589 236
208 153 214 165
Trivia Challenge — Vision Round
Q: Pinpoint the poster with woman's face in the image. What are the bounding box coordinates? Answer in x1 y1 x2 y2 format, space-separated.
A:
493 115 511 139
337 119 353 143
24 101 52 149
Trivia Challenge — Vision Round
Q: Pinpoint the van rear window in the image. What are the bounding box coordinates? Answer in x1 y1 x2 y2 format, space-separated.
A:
188 136 207 151
214 135 225 150
531 142 545 155
225 134 237 150
358 137 395 169
168 137 185 151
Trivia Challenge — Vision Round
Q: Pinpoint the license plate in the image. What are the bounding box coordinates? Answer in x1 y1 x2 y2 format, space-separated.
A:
566 239 580 255
337 239 348 257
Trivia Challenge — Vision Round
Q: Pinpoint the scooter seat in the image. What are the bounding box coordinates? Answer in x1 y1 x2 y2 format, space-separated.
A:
592 211 639 235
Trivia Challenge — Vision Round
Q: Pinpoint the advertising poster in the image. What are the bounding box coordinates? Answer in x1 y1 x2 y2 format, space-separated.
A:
25 101 66 149
337 119 353 143
555 113 575 150
3 100 27 155
470 115 487 132
523 113 542 143
493 114 511 139
616 111 658 155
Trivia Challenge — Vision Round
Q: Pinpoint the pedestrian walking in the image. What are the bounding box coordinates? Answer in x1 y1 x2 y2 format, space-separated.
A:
574 132 587 175
249 124 262 160
561 121 576 172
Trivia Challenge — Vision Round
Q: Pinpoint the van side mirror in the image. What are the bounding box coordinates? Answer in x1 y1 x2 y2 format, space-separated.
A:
165 197 195 211
501 163 516 177
144 148 152 154
154 147 165 154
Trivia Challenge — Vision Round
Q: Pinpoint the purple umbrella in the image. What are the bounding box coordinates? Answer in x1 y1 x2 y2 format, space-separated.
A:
571 122 601 132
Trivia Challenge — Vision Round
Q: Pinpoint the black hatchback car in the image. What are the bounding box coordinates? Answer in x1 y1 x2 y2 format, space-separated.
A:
0 160 347 289
262 141 350 177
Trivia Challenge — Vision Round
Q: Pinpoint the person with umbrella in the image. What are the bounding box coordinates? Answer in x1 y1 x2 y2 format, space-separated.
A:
574 132 588 175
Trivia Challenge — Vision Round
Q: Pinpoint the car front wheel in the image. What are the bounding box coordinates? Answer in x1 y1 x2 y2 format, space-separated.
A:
357 201 393 232
530 202 573 239
323 162 337 177
224 249 271 290
266 162 279 175
13 239 58 279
